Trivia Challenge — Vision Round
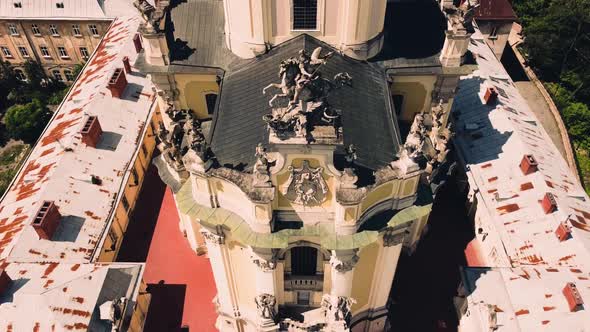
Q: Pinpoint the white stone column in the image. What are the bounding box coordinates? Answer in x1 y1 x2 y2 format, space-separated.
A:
439 23 472 68
251 248 279 331
201 228 240 332
324 249 359 331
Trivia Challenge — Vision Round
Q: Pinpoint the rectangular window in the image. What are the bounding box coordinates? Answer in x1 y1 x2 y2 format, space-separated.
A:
14 2 22 8
72 24 81 36
1 46 12 58
40 46 50 57
14 69 26 81
489 26 499 39
292 0 318 30
89 24 99 36
49 24 59 36
56 2 64 9
121 195 130 211
64 69 73 81
107 228 118 251
80 47 89 59
31 24 41 35
52 70 63 82
8 24 18 35
57 46 68 58
131 168 139 186
141 144 148 157
17 46 29 57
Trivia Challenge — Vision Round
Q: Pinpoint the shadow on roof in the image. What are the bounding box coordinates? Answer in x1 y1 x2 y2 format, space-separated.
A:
372 0 446 61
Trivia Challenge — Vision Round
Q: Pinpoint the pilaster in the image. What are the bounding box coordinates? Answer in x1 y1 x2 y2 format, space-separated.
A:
324 249 359 331
251 247 279 331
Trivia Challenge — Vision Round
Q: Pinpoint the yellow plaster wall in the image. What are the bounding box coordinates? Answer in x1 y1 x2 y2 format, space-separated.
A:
351 242 380 312
391 76 436 122
174 74 219 120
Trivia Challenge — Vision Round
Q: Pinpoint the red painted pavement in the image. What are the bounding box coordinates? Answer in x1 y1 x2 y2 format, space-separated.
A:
144 187 218 331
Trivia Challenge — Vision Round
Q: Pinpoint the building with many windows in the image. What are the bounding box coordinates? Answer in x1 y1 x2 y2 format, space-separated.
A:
0 13 157 331
0 0 113 82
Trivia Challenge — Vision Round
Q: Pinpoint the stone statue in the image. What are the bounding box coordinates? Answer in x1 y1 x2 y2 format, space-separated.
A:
156 121 171 150
255 294 277 322
253 143 273 187
262 47 351 138
322 295 356 329
344 144 357 166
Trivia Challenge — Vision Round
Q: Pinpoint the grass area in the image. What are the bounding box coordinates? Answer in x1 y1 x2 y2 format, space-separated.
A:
0 143 29 197
0 144 27 166
574 148 590 196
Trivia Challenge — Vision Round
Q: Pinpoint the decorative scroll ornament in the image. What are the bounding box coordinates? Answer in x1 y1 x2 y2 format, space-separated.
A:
254 293 277 322
252 257 277 272
382 228 409 247
284 160 328 206
200 229 224 245
329 252 359 273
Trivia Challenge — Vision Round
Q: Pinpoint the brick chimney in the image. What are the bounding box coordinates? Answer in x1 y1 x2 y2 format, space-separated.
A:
520 154 538 175
32 201 62 240
483 87 498 105
133 33 143 53
80 116 103 148
563 282 584 312
541 192 558 214
123 56 131 73
555 222 572 242
107 68 127 98
0 269 11 294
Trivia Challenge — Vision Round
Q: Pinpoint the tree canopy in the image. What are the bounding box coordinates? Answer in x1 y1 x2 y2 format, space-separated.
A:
4 99 51 144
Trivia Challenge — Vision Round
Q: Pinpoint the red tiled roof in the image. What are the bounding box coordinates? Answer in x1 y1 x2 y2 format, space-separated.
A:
474 0 517 20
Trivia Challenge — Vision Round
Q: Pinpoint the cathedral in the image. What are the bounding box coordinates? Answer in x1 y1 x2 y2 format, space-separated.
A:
135 0 477 330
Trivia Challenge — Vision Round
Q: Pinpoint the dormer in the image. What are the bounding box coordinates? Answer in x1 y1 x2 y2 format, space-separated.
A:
107 68 127 98
520 154 538 175
32 201 62 240
80 116 103 148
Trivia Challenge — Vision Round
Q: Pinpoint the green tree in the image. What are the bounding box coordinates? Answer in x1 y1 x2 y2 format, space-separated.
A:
0 61 22 110
545 82 574 109
4 99 51 143
23 60 47 89
562 102 590 148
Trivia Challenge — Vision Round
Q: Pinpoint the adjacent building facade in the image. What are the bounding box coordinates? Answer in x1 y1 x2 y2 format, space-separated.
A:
0 0 112 82
136 0 478 330
0 13 158 331
451 24 590 332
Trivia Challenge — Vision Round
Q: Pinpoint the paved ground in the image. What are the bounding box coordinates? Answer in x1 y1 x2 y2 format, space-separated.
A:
118 164 217 332
515 81 568 160
388 178 474 332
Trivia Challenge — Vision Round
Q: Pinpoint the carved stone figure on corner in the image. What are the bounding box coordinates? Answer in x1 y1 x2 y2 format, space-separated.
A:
322 294 356 329
253 143 273 187
255 294 277 323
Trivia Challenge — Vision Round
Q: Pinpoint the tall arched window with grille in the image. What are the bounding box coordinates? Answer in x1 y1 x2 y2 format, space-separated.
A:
205 93 218 116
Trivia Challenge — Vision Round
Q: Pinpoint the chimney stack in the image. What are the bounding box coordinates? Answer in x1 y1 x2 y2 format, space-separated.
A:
483 87 498 105
32 201 62 240
555 222 572 242
133 33 143 53
107 68 127 98
80 116 103 148
520 154 538 175
0 269 11 294
541 192 558 214
563 283 584 312
123 56 132 73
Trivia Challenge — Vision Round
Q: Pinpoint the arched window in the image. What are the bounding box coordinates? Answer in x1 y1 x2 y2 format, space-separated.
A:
205 93 217 115
290 246 318 276
292 0 318 30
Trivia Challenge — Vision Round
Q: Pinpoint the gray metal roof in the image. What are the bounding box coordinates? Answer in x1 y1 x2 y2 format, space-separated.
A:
209 34 401 170
167 0 245 69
